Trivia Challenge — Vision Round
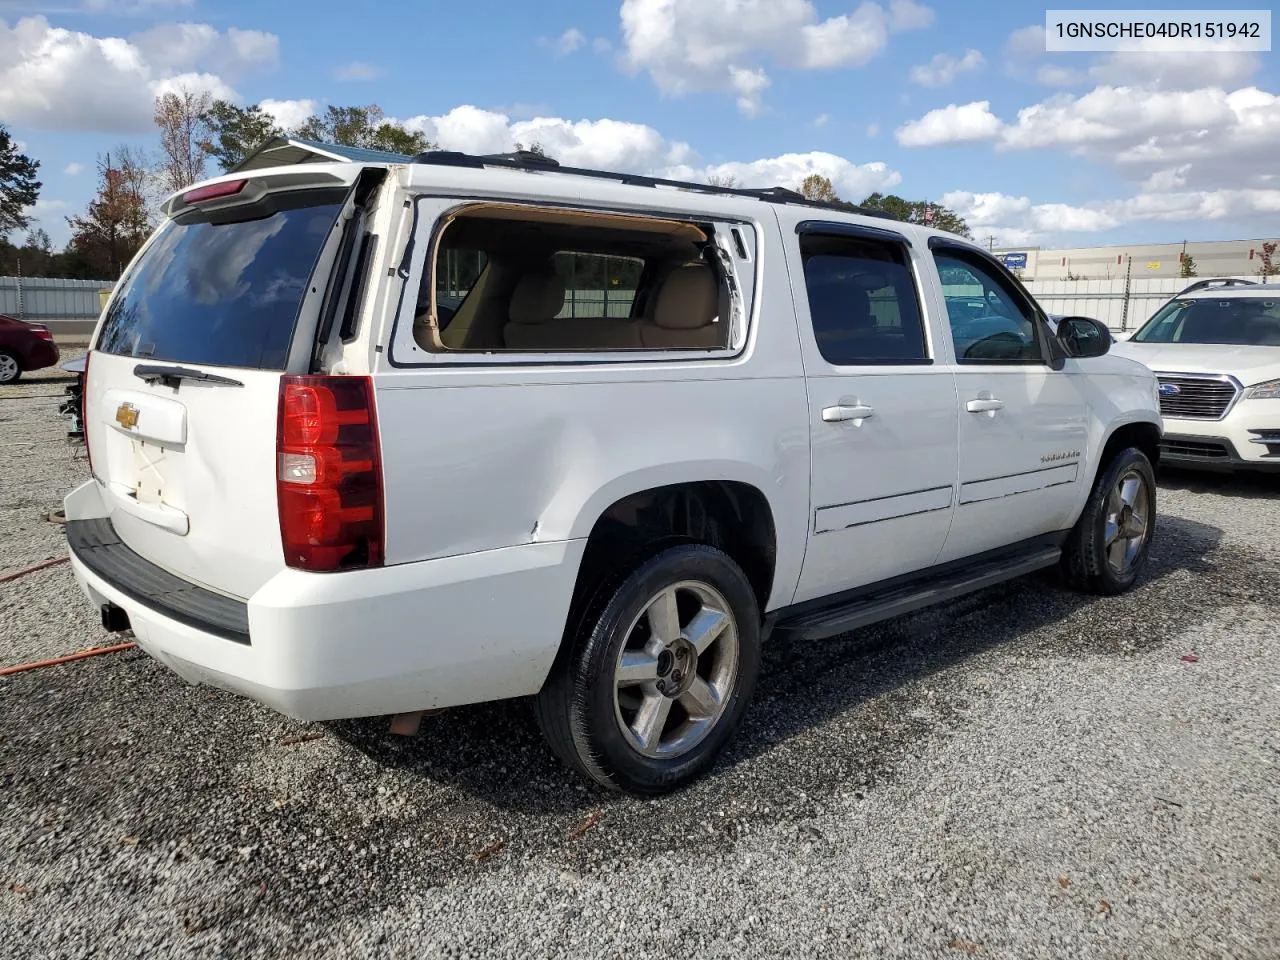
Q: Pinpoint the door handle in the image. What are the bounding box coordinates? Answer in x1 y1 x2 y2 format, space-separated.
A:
822 404 875 423
966 397 1004 414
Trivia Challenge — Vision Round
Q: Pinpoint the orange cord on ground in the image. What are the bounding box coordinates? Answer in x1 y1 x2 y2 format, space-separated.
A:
0 642 137 677
0 556 70 584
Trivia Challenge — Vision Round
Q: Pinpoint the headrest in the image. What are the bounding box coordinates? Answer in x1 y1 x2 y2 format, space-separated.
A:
653 263 719 330
508 269 565 325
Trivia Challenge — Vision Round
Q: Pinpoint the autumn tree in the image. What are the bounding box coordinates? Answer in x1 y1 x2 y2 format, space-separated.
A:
1 122 41 235
295 104 434 155
154 86 214 193
201 101 284 172
1179 252 1197 278
66 148 155 279
859 192 972 239
798 174 839 203
1258 241 1277 280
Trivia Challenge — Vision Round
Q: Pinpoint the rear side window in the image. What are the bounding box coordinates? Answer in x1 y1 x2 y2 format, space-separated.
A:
799 233 929 365
96 191 344 369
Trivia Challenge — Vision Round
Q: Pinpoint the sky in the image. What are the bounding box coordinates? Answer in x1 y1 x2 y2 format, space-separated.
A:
1 0 1277 251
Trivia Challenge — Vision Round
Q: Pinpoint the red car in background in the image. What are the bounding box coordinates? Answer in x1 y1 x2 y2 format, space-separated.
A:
0 313 60 384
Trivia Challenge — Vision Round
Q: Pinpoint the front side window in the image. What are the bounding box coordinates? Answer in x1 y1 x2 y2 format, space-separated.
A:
798 233 929 365
935 252 1044 363
1132 297 1280 345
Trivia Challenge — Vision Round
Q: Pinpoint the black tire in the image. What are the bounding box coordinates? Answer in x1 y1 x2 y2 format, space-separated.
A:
0 350 21 385
534 543 761 795
1061 446 1157 595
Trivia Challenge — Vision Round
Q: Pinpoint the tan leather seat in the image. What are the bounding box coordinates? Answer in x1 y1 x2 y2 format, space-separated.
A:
638 263 724 349
502 267 643 350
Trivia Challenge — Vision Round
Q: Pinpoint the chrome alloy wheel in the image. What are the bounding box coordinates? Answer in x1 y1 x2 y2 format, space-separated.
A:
612 580 739 759
1104 469 1151 576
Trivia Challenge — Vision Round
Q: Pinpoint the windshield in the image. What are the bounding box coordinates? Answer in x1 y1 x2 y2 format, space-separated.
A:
1132 297 1280 346
96 190 344 369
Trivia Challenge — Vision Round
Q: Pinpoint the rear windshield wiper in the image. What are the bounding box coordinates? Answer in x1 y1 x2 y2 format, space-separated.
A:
133 363 244 388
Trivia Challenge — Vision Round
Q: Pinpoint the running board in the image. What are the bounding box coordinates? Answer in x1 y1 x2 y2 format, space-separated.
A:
772 546 1062 643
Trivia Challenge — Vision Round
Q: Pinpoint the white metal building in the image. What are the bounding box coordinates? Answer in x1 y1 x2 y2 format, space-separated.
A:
992 238 1278 282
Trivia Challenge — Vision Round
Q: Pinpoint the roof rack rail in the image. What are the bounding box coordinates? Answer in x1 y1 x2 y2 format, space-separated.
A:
409 149 900 221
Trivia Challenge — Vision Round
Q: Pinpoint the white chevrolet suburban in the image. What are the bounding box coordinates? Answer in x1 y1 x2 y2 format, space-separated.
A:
64 150 1163 794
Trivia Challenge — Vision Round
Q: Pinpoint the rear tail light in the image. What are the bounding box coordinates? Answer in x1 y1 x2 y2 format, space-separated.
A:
276 375 384 572
31 325 53 342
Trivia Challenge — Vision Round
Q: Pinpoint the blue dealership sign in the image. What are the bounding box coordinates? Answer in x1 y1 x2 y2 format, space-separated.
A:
1001 252 1028 270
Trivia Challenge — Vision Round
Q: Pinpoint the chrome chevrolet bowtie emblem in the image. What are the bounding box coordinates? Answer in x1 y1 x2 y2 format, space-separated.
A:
115 402 139 429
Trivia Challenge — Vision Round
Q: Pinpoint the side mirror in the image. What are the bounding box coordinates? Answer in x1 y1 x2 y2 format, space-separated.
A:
1057 316 1112 359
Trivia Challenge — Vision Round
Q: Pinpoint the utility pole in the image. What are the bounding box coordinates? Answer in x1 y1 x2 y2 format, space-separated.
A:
984 234 997 251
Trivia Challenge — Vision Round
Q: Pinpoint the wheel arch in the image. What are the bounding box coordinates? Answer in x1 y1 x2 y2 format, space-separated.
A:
559 475 781 652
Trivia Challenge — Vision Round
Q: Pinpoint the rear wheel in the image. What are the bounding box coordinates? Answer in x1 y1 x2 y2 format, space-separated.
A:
535 543 760 795
0 350 21 384
1061 447 1156 595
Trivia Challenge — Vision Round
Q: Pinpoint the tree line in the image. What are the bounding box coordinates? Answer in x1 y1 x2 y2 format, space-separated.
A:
0 92 978 282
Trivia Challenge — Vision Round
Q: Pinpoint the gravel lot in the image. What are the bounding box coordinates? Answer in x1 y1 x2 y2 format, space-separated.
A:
2 351 1278 959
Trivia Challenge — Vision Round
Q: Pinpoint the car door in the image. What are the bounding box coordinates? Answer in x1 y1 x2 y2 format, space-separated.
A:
787 221 960 605
929 241 1090 564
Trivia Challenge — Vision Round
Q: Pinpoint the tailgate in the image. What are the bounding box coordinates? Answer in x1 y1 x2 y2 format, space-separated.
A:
84 183 350 600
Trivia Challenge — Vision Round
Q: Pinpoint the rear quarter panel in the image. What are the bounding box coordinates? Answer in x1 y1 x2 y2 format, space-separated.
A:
371 210 811 613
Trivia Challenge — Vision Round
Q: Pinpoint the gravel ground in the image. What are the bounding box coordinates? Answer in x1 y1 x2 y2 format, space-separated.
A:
2 359 1278 959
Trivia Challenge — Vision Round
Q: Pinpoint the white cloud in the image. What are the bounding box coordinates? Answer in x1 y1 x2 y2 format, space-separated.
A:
129 22 277 73
888 0 933 30
152 71 238 102
63 162 84 175
682 152 901 200
592 36 612 54
1005 25 1046 60
1140 165 1191 192
1004 23 1258 92
895 100 1001 146
0 16 276 132
259 98 316 131
910 48 983 87
729 65 770 117
619 0 933 115
82 0 193 11
395 105 901 201
401 106 695 170
1088 44 1259 90
554 27 586 55
813 113 829 128
865 122 880 138
334 60 384 81
896 84 1280 193
944 186 1280 244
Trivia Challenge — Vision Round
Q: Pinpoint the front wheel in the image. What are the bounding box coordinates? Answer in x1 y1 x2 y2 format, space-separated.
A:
534 543 761 795
1061 447 1157 595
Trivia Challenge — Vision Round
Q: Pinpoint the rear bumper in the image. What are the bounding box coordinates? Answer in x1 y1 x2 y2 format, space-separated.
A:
22 338 59 372
63 480 586 721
